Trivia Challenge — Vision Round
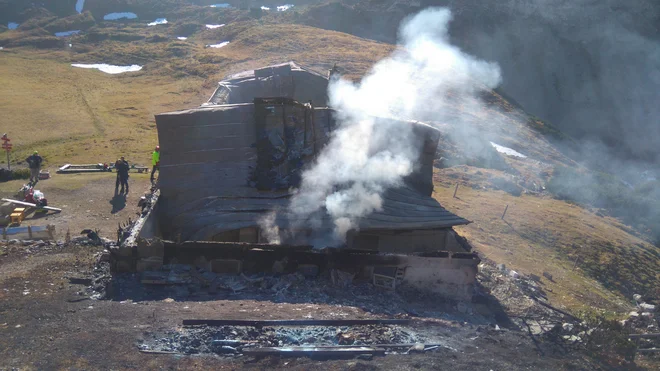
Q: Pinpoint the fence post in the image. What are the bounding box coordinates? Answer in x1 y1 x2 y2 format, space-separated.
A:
501 204 509 220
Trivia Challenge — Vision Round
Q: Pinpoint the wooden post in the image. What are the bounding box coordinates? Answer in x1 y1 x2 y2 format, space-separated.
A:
453 183 459 198
501 204 509 220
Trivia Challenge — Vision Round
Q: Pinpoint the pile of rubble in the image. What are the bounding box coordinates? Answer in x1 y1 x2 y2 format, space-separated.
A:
139 324 422 355
627 294 657 325
477 260 559 320
92 262 441 316
1 239 66 255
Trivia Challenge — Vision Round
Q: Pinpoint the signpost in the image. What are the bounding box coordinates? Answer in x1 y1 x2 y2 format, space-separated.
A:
1 134 12 170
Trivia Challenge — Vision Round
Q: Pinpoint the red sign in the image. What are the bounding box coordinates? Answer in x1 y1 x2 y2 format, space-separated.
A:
2 143 12 150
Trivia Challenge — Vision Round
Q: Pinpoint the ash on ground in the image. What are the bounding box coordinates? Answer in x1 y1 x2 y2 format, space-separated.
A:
139 324 422 355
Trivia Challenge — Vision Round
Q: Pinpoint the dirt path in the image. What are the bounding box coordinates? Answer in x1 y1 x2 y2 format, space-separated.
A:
0 169 152 240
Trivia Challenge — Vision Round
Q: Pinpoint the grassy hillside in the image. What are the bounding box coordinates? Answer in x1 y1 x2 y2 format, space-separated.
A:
0 20 392 167
434 167 659 313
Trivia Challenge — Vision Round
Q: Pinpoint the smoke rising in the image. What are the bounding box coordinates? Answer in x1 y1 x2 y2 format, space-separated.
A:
263 7 501 244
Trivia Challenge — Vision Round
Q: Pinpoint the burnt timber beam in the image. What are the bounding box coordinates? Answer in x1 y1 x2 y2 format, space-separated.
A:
183 319 411 327
242 346 386 357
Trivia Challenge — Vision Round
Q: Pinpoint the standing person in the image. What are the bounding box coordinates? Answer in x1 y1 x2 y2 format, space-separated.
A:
25 151 43 184
115 156 130 194
151 145 160 183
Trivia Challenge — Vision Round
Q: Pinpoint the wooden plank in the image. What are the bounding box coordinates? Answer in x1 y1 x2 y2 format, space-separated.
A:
183 319 411 327
636 348 660 353
629 333 660 339
311 343 444 349
1 198 62 212
139 349 180 355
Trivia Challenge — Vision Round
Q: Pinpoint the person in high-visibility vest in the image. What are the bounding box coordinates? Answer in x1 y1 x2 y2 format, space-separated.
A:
151 145 160 183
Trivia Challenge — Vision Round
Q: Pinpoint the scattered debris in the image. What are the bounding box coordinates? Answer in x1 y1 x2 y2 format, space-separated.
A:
139 323 424 356
182 319 411 327
639 303 656 312
57 163 112 173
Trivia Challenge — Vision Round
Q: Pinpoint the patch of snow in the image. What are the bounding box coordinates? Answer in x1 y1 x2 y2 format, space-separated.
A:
103 12 138 21
71 63 143 74
8 22 19 30
76 0 85 14
205 24 225 29
207 41 229 48
55 30 81 37
177 36 188 40
147 18 168 26
0 47 3 50
209 3 232 8
261 6 271 10
490 142 527 158
277 4 294 11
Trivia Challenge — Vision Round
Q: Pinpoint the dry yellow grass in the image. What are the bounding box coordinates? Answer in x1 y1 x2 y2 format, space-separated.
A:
0 51 207 166
433 167 659 313
0 23 394 168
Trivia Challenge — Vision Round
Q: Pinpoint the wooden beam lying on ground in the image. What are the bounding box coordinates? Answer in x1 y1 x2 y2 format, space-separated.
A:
636 348 660 353
310 343 445 349
183 319 411 327
629 333 660 339
1 198 62 213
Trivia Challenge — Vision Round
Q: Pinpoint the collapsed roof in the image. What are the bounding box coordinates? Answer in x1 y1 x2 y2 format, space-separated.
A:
206 62 330 106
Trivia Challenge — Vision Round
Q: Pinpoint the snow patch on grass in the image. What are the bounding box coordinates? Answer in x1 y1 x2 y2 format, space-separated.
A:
177 36 188 40
490 142 527 158
205 24 225 29
277 4 294 11
147 18 168 26
209 3 231 8
55 30 81 37
104 13 138 21
207 42 229 48
71 64 143 74
75 0 85 14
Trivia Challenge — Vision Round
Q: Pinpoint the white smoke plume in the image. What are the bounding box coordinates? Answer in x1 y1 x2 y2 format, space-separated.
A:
267 7 502 244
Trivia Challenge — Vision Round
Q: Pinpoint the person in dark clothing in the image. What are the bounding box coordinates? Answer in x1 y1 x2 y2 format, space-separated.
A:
25 151 43 184
115 156 130 194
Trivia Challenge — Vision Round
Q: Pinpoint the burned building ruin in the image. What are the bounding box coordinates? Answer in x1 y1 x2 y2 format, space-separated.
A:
114 62 480 300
